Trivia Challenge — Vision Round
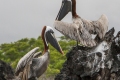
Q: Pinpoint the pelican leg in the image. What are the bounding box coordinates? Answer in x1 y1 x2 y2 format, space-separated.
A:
76 41 79 48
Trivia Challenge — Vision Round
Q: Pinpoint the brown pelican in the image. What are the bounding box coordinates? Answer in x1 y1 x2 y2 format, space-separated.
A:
15 26 64 80
54 0 108 47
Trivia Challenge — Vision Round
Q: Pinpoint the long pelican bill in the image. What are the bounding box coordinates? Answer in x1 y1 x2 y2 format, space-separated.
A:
56 0 71 21
45 30 64 55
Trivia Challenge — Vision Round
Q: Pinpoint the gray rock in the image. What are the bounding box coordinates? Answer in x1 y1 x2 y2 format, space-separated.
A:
55 28 120 80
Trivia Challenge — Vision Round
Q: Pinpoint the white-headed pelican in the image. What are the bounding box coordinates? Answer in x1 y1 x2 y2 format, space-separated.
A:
15 26 64 80
54 0 108 47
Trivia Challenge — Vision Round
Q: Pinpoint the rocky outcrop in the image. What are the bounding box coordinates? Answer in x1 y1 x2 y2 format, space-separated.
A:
1 28 120 80
0 60 14 80
55 28 120 80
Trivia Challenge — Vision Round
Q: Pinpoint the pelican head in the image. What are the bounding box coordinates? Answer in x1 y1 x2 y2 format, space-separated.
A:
56 0 72 21
41 26 64 54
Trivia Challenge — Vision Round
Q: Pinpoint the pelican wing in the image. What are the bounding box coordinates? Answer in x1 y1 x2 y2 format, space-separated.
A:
73 17 96 46
20 63 30 80
15 47 39 76
33 51 42 58
78 26 96 46
92 14 108 39
31 52 49 78
80 18 94 34
54 21 81 42
54 21 96 46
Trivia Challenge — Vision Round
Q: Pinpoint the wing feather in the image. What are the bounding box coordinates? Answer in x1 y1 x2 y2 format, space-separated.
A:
33 51 42 58
80 18 94 34
54 21 96 46
54 21 80 42
69 17 96 46
15 47 39 76
92 14 108 39
79 27 96 46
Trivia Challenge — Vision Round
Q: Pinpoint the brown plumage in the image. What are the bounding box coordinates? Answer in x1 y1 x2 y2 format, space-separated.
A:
15 26 63 80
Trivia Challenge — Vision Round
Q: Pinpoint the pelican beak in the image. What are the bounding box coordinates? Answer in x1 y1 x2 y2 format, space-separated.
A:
56 0 72 21
46 31 64 55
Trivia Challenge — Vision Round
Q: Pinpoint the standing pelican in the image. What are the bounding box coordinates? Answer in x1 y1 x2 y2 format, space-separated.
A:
54 0 108 47
15 26 64 80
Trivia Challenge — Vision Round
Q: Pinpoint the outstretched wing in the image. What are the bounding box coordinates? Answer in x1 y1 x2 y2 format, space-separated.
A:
15 47 39 76
54 21 81 42
54 21 96 47
92 14 108 39
78 26 96 47
73 17 96 47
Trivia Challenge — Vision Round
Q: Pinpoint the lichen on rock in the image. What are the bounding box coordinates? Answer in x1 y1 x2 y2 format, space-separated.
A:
55 28 120 80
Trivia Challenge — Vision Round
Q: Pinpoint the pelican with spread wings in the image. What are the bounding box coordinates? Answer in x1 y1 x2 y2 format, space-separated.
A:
54 0 108 47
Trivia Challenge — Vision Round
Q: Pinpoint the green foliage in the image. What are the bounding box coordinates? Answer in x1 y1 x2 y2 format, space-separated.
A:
0 36 76 76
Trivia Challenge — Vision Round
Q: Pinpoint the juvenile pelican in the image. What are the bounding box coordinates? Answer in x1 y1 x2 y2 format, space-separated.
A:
54 0 108 47
15 26 64 80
